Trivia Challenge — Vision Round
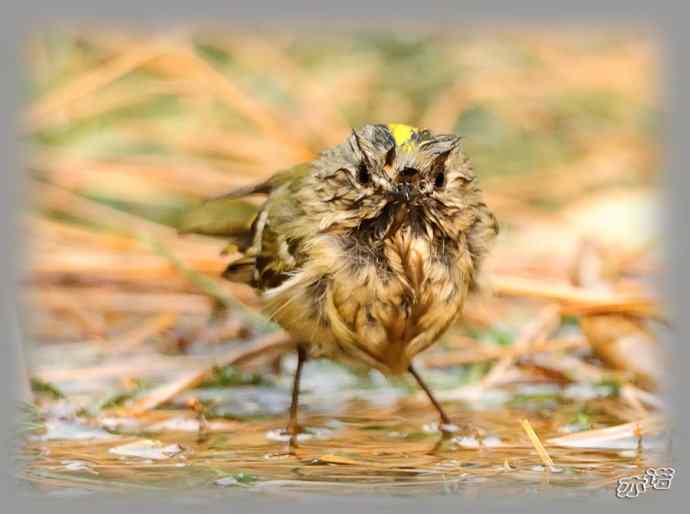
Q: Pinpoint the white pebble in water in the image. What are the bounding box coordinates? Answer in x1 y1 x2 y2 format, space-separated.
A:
214 476 239 487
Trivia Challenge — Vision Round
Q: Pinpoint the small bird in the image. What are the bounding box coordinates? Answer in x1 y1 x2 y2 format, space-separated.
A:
180 123 498 436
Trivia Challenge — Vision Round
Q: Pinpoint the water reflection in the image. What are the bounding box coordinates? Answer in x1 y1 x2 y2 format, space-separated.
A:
21 390 669 498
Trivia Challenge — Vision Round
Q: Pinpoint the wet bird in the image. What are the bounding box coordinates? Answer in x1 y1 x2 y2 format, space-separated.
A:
180 123 498 437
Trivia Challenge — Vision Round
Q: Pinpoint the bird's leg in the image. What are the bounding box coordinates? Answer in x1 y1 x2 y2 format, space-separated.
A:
286 344 308 438
408 363 451 427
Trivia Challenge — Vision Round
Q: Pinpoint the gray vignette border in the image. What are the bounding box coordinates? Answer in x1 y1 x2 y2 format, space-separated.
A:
0 1 687 513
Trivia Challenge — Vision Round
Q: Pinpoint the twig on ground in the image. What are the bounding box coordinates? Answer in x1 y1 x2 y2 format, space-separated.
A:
490 274 659 318
110 313 178 353
421 336 587 368
478 304 562 389
122 331 294 414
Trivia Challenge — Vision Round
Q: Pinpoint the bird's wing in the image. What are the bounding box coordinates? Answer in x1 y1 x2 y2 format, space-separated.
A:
178 162 312 287
177 162 311 243
224 162 312 288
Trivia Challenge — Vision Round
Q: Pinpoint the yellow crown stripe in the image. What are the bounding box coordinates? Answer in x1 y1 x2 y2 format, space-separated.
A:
387 123 419 147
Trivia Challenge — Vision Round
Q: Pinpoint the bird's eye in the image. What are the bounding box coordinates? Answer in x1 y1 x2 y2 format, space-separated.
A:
357 165 371 185
434 171 446 188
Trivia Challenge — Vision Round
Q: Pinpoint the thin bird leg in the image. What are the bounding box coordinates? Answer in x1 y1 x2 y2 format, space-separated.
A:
286 344 308 436
409 363 451 426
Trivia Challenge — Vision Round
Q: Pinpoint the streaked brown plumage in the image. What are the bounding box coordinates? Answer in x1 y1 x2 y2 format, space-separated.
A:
182 123 498 436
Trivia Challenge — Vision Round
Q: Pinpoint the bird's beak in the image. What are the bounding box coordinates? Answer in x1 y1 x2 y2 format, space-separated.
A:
389 183 417 202
400 183 412 202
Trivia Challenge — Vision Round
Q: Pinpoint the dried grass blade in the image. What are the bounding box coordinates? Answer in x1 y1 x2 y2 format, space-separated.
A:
27 42 166 129
546 416 665 448
520 418 556 471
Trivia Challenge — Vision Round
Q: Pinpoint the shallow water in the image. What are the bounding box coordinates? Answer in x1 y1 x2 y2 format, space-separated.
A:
20 382 671 500
20 328 671 500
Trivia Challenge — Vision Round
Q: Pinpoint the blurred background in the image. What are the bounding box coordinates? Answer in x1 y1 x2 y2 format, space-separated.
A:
19 26 667 495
